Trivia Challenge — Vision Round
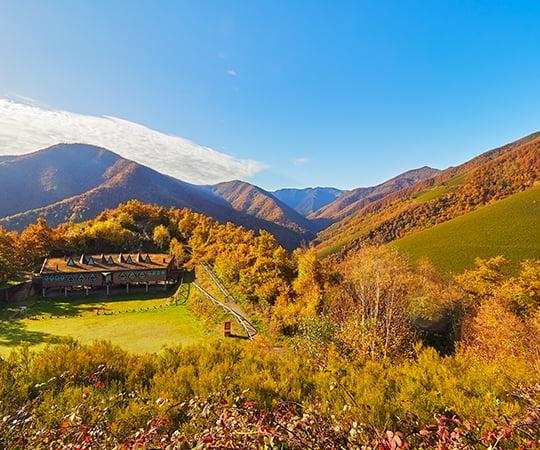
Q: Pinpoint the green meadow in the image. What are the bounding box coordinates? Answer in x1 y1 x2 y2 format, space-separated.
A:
0 286 216 356
393 185 540 274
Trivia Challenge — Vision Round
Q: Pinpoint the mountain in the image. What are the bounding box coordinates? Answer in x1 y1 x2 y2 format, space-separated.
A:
392 185 540 273
309 166 441 223
272 187 347 216
0 144 123 219
316 132 540 258
0 97 262 185
208 180 316 235
0 144 310 249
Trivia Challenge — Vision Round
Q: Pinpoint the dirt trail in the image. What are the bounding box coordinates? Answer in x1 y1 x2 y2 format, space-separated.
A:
195 263 257 339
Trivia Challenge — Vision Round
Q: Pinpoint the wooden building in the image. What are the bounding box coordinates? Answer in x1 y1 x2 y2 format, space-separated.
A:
34 253 182 297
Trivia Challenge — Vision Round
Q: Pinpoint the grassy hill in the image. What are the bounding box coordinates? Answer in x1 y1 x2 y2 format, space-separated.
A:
393 185 540 274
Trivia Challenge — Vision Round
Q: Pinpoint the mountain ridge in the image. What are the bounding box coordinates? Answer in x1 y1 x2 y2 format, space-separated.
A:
309 166 441 223
272 187 347 216
207 180 316 235
0 144 311 249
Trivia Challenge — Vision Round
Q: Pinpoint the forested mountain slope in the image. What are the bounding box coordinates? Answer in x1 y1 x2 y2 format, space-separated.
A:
317 132 540 257
0 144 122 218
208 180 316 235
309 166 440 223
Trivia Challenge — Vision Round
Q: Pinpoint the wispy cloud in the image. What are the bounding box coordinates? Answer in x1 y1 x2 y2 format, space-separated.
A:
0 97 265 184
226 69 237 76
292 157 311 166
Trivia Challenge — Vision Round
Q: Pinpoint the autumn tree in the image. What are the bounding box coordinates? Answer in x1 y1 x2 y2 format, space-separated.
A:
0 226 19 282
153 224 171 250
328 246 416 360
457 256 540 361
456 256 509 303
169 238 188 266
16 218 61 270
462 299 540 361
272 248 324 333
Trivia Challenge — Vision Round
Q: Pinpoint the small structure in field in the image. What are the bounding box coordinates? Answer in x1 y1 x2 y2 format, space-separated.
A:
34 253 183 297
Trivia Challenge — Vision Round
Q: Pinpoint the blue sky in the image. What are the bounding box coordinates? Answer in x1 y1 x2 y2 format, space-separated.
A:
1 0 539 190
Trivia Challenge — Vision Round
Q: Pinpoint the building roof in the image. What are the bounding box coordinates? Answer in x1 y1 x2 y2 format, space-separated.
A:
40 253 173 274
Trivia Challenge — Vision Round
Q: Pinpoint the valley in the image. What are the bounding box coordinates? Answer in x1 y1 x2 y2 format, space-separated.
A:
2 3 540 447
0 133 538 447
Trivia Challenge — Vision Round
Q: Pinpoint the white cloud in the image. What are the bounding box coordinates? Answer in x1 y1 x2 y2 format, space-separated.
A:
0 97 265 184
226 69 237 76
292 157 311 166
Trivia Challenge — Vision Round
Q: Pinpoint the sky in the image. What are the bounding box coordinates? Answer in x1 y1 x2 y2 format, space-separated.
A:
0 0 539 190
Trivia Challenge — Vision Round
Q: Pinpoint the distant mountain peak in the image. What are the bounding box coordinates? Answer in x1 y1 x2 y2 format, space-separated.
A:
272 186 348 216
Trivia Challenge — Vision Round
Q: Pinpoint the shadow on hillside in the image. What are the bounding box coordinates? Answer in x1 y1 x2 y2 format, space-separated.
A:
0 320 54 347
21 286 180 318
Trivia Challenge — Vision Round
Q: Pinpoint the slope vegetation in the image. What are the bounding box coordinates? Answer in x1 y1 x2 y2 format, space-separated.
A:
316 132 540 257
393 185 540 273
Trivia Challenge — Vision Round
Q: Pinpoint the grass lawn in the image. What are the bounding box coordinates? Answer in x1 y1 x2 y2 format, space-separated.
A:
0 285 216 356
393 185 540 274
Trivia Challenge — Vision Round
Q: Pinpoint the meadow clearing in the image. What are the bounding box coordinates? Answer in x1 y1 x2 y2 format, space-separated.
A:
0 285 217 356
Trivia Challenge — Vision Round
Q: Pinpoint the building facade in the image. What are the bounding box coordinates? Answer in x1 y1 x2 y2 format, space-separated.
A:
34 253 182 297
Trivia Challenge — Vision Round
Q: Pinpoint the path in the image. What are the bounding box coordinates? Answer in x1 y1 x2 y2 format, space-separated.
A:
194 262 257 340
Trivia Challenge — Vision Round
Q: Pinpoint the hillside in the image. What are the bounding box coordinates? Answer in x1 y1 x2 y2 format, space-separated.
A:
0 144 122 218
309 166 440 223
208 180 316 235
0 145 310 248
272 187 347 216
317 133 540 257
393 185 540 273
